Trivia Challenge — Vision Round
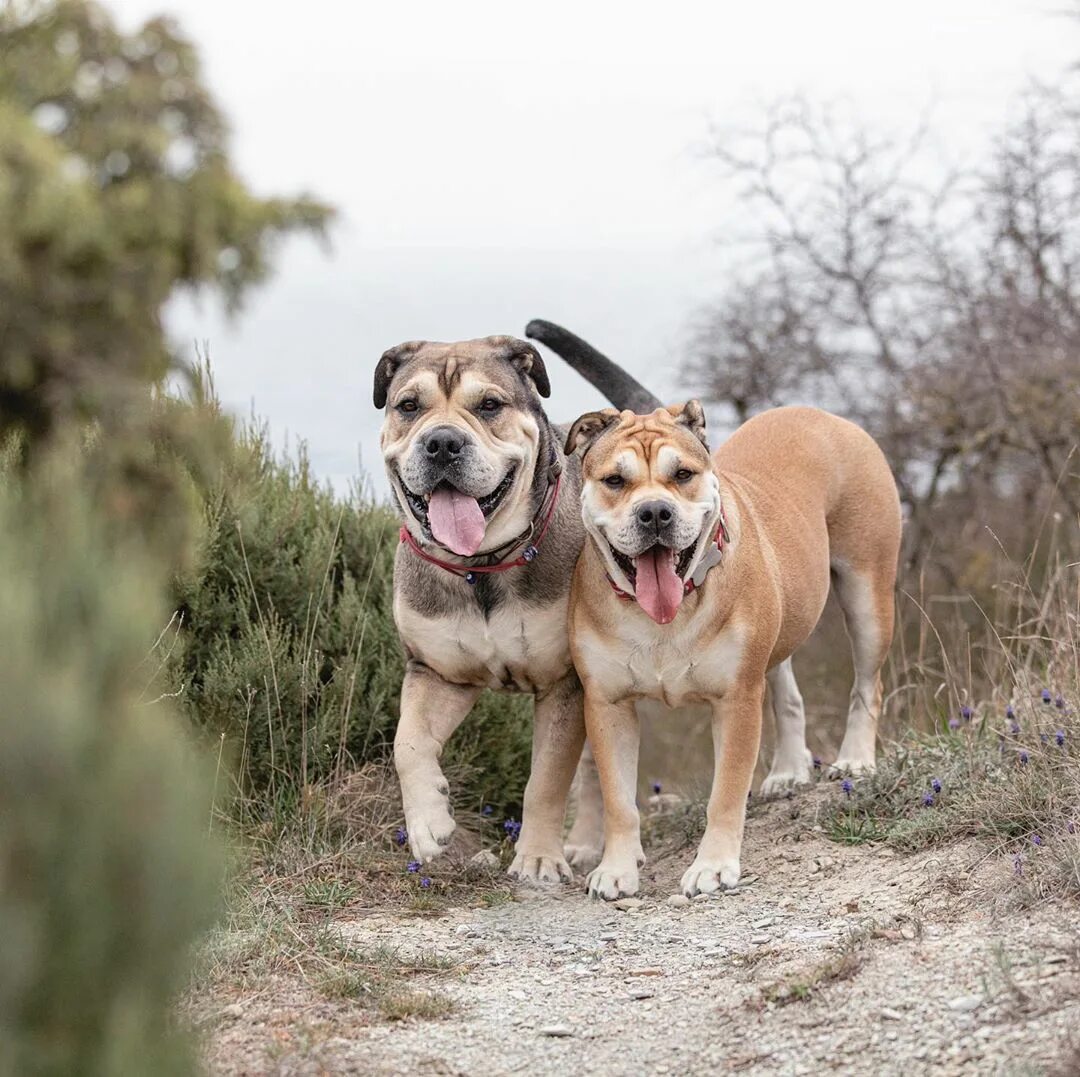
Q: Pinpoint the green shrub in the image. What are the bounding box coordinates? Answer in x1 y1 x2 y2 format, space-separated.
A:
169 416 533 820
0 464 221 1077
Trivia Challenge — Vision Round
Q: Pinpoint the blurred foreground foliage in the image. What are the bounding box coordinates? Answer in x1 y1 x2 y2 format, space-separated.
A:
0 456 221 1077
0 0 332 447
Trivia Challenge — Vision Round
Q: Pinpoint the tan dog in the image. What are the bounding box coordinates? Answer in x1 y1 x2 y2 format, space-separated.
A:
565 403 901 899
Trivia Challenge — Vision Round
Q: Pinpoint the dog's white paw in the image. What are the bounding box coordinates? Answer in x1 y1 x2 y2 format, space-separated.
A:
829 756 876 778
761 749 813 797
564 841 603 873
586 853 643 900
508 851 573 885
403 783 456 862
680 857 740 897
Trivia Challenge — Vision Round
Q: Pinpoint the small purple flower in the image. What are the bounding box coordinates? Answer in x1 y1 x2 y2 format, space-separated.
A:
842 779 854 798
1010 722 1021 735
1006 705 1016 721
406 860 421 873
931 778 942 794
652 781 662 795
1068 821 1076 835
812 757 822 771
503 819 521 843
922 792 935 807
420 876 432 889
1031 834 1043 846
1056 695 1066 711
482 804 493 816
1013 853 1024 877
1041 688 1052 704
961 705 973 722
1019 751 1029 765
948 718 960 730
1040 733 1049 745
395 826 408 847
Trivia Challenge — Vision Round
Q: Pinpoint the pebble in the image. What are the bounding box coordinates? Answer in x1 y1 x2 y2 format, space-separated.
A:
469 849 499 870
614 898 645 911
599 932 618 942
629 989 656 1000
947 995 982 1013
539 1025 574 1038
667 894 691 907
750 934 771 945
881 1008 903 1021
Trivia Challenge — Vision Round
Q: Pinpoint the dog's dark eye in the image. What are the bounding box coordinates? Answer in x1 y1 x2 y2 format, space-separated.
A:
602 475 624 489
398 399 419 414
674 468 695 482
478 398 503 414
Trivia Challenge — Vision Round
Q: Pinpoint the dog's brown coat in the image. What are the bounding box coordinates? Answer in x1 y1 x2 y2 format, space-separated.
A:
567 405 901 898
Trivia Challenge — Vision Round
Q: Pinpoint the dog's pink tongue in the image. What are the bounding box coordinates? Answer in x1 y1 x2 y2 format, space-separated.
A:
427 487 486 556
634 547 684 624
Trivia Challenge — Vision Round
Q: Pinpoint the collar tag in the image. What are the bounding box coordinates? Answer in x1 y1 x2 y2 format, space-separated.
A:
691 541 724 588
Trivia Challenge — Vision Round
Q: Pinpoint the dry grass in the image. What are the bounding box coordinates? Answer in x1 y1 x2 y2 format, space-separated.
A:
757 929 868 1007
192 760 517 1029
819 551 1080 903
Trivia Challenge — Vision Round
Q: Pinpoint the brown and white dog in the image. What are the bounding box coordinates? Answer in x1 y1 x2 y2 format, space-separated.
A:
565 403 901 899
375 327 660 882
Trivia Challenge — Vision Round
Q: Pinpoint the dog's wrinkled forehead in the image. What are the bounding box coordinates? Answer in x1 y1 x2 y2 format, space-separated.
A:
566 402 711 476
373 336 550 409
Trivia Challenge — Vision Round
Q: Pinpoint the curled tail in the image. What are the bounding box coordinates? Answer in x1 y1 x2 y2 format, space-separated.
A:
525 319 662 413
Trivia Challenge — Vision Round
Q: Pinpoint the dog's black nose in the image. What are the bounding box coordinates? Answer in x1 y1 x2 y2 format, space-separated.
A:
636 500 675 530
424 426 466 464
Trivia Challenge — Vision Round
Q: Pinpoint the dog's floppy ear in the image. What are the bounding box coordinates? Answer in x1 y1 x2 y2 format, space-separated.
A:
373 341 424 409
667 399 708 448
565 408 619 456
498 338 550 399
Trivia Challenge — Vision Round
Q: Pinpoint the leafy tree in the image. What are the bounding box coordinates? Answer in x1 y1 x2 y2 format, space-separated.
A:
0 0 332 445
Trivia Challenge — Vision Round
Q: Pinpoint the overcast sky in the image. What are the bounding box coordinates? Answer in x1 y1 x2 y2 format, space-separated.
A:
116 0 1077 492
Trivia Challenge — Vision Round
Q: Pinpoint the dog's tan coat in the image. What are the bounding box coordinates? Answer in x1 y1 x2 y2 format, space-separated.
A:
567 404 901 898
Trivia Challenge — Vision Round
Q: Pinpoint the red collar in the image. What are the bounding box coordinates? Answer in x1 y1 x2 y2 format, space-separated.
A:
399 475 562 585
607 504 729 603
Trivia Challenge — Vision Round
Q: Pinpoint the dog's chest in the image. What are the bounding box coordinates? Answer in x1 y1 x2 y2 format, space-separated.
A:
395 594 570 693
578 608 745 706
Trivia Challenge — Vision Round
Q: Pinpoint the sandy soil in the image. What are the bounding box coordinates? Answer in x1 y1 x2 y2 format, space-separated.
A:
199 789 1080 1076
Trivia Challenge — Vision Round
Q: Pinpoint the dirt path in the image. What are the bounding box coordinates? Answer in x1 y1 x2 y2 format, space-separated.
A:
203 791 1080 1075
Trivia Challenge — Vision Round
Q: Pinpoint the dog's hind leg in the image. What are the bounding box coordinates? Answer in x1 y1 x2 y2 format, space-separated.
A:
563 739 604 872
395 661 481 863
760 658 813 796
831 562 895 775
509 673 585 885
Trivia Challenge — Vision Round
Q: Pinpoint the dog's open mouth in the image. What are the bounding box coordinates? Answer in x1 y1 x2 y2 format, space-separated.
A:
609 540 696 625
398 468 516 556
608 541 695 585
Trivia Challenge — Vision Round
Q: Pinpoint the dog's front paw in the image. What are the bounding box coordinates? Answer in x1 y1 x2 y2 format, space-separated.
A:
403 784 456 862
563 841 603 873
585 854 642 900
508 850 573 885
680 857 740 897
